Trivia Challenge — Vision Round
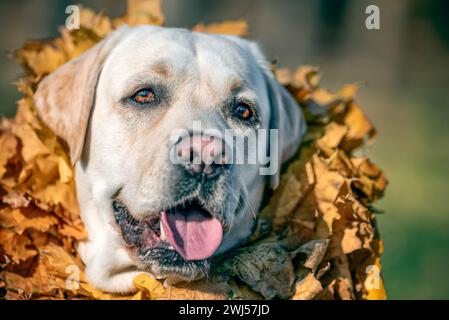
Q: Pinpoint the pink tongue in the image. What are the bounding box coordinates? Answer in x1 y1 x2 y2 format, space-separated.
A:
161 208 223 261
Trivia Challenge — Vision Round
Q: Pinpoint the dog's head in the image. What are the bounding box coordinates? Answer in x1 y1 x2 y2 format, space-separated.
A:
34 26 306 290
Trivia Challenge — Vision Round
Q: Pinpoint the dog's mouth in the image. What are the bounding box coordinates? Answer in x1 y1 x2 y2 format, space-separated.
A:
112 199 223 262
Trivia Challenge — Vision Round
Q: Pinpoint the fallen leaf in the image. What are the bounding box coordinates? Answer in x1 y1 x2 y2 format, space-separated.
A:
193 20 248 37
213 240 295 299
291 272 323 300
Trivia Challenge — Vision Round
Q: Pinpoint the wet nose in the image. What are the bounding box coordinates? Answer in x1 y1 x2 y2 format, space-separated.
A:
175 134 228 178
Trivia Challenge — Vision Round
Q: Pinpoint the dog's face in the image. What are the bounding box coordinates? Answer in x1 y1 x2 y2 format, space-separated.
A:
34 26 305 292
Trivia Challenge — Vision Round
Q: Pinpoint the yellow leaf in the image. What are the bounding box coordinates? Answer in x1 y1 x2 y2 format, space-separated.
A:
0 132 18 178
124 0 164 26
0 207 58 234
193 20 248 37
15 43 66 77
130 291 143 300
133 273 168 299
58 157 73 183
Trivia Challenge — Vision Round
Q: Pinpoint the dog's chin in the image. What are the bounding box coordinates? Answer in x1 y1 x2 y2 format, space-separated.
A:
138 245 211 281
112 198 220 281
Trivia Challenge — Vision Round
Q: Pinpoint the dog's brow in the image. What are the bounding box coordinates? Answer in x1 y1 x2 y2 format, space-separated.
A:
229 78 243 92
151 61 170 78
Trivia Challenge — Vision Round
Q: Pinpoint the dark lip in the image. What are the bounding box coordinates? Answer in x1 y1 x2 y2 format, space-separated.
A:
112 199 162 250
112 196 218 222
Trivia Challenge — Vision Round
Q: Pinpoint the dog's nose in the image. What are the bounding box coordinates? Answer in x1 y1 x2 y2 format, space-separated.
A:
175 134 228 178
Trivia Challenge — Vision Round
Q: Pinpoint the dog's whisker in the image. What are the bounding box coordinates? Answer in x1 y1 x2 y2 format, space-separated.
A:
221 180 256 220
239 181 257 219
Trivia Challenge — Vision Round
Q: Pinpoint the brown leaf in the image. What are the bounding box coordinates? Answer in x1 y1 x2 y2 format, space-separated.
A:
293 239 330 273
291 273 323 300
0 207 58 235
0 229 37 263
213 240 295 299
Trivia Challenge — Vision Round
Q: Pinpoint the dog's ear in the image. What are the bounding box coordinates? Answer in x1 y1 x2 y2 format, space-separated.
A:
247 42 307 189
34 26 129 165
264 71 307 188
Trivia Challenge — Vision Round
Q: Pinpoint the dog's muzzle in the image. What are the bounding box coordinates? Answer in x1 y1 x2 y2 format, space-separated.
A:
112 133 236 279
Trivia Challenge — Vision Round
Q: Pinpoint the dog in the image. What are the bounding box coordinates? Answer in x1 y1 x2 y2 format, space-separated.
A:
33 25 306 293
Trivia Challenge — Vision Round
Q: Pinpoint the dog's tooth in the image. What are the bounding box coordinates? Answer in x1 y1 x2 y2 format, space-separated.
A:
160 220 166 240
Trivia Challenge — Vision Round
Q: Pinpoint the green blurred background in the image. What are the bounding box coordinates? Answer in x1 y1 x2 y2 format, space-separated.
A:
0 0 448 299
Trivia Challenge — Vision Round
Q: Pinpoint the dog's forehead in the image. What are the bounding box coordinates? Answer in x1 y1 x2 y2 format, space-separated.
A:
104 26 261 87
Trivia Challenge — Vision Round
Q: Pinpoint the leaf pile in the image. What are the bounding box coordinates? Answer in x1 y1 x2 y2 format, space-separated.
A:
0 0 387 300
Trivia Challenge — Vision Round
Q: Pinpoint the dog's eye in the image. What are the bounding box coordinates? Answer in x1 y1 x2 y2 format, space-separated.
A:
234 102 254 121
131 88 156 104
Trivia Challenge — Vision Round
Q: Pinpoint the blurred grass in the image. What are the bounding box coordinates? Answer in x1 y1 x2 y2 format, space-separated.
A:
379 214 449 299
369 92 449 299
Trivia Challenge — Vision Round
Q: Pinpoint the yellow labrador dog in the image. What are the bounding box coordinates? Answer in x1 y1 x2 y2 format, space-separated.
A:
34 25 306 293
